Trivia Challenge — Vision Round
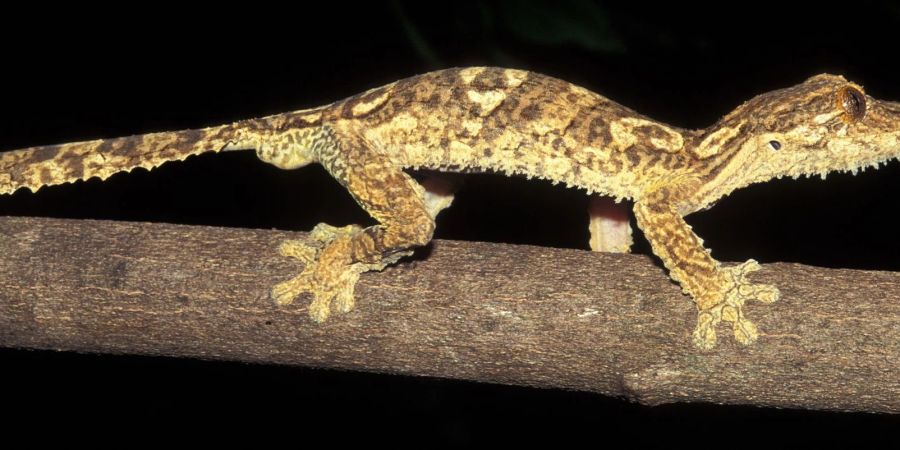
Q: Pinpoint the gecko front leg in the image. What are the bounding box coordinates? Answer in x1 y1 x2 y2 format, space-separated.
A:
271 127 437 321
634 181 780 349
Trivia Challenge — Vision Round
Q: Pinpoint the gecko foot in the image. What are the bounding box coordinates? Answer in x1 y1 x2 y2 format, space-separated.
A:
271 224 367 322
692 260 780 349
271 223 409 322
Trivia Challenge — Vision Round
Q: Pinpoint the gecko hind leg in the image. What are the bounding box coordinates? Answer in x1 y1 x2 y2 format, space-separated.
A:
271 134 438 322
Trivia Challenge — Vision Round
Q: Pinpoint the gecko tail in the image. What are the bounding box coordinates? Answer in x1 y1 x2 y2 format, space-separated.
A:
0 123 252 196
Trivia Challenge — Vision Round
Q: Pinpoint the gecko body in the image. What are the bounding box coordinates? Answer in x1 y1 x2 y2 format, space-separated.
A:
2 67 897 348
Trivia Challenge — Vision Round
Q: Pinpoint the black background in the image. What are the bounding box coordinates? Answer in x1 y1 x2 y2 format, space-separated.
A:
1 1 897 445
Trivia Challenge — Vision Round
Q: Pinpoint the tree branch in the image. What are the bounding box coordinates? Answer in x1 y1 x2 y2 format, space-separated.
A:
0 216 897 413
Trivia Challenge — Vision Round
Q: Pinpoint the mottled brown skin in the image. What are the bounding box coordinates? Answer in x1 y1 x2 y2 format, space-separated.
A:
2 68 898 348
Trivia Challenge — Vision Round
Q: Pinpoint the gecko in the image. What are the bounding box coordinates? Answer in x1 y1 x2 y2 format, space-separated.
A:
1 67 897 349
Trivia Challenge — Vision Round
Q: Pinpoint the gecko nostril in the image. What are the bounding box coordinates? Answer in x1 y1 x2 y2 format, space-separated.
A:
769 140 782 150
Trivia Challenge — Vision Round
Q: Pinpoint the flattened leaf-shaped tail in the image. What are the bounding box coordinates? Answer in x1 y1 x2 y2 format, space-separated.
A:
0 124 244 195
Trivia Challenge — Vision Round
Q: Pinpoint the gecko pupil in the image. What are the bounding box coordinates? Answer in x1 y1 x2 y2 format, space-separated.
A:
769 140 781 150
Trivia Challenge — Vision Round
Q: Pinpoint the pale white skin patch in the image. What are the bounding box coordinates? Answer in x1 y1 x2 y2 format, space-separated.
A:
461 119 483 136
351 90 392 116
390 112 419 133
458 67 486 84
447 140 476 166
296 111 323 125
814 111 842 125
503 69 528 88
466 89 507 116
695 125 742 158
609 117 684 153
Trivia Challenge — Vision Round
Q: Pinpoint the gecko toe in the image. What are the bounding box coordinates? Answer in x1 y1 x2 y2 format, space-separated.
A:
692 311 718 350
757 285 780 304
307 295 333 322
732 316 760 346
271 274 310 306
278 239 318 262
332 288 357 314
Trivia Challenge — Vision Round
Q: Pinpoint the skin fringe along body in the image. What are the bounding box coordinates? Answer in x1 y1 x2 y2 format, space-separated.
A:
2 67 899 349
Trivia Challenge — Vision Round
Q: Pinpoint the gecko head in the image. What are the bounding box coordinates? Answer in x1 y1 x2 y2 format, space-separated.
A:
690 74 900 203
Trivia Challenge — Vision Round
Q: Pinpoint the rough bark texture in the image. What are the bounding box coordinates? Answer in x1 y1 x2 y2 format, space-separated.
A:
0 216 897 413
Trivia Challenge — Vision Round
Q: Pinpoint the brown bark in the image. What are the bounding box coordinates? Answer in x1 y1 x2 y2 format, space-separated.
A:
0 216 897 413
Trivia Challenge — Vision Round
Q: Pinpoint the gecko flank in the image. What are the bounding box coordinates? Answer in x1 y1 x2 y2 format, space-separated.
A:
2 67 898 349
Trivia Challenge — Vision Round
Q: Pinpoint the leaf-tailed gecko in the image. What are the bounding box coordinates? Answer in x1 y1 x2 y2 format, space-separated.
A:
2 67 897 348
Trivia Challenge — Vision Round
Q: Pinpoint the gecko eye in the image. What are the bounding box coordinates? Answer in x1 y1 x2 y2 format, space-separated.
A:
837 86 866 123
768 140 781 150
